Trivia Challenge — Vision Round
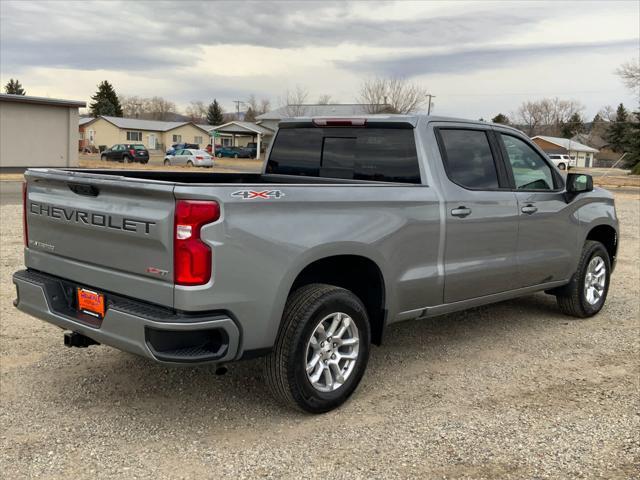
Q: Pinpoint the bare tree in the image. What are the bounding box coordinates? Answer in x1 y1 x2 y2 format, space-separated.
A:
260 98 271 115
598 105 616 122
245 94 272 120
317 94 332 105
280 86 309 116
358 77 429 114
145 96 177 121
513 97 585 136
119 95 178 120
616 60 640 94
185 101 207 122
119 95 144 118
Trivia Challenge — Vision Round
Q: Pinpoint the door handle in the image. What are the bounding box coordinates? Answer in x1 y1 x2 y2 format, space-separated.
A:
451 206 472 218
521 204 538 215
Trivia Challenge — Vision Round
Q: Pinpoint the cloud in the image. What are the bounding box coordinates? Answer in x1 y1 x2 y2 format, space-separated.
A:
335 39 640 77
1 0 539 72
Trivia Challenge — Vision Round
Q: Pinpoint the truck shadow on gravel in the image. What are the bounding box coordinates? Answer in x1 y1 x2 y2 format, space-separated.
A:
44 292 569 418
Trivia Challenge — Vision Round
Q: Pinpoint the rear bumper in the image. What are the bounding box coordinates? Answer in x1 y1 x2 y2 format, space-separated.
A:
13 269 240 364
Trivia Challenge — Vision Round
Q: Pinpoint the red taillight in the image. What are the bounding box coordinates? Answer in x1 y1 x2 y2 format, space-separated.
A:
312 118 367 127
174 200 220 286
22 182 28 247
195 156 204 160
129 149 135 156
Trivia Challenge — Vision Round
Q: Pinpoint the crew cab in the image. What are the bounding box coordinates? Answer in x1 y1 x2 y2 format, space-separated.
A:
13 115 618 413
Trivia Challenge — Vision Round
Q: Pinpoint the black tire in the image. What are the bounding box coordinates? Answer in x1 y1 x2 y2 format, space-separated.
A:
558 163 566 170
187 160 194 167
234 153 239 158
264 283 371 413
555 240 611 318
164 159 171 166
216 152 222 158
100 154 107 162
124 155 133 163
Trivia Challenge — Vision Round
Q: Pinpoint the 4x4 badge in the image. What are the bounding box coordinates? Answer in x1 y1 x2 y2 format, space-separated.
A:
231 190 285 200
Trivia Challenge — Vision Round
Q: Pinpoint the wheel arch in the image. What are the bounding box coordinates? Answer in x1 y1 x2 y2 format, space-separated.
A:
284 253 388 346
585 224 618 268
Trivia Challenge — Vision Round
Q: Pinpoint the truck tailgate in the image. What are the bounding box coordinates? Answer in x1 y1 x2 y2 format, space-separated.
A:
24 170 175 307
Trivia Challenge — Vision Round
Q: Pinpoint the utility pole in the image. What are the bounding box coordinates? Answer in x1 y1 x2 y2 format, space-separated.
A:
426 94 436 115
232 100 244 120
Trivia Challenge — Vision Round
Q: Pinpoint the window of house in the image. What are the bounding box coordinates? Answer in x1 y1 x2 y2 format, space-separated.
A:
437 129 500 189
500 134 554 190
173 134 182 142
126 131 142 141
194 136 203 145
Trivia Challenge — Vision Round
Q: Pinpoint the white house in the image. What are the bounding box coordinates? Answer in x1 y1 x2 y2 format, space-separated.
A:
531 135 599 168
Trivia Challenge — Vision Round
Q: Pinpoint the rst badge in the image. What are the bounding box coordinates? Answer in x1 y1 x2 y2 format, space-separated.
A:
231 190 285 200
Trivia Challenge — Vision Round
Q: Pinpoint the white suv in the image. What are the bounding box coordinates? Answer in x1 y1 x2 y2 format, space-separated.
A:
548 154 574 170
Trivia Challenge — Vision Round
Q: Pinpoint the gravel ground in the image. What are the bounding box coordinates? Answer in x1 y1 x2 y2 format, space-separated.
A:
1 191 638 479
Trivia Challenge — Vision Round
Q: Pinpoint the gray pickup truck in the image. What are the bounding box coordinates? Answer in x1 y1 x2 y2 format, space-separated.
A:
13 115 618 412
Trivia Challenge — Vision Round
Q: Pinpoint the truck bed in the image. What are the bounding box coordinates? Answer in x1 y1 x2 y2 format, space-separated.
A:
48 169 379 185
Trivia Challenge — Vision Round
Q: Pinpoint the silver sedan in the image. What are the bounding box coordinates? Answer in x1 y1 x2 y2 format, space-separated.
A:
164 149 214 168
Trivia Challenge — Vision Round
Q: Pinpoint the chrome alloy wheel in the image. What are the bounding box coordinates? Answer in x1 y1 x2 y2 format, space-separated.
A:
584 256 606 305
305 312 360 392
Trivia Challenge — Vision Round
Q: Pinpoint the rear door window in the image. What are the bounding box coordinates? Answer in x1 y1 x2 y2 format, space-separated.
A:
267 127 420 183
437 129 500 190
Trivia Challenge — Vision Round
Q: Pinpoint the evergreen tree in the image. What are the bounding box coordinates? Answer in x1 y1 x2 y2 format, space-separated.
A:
624 110 640 169
89 81 123 117
561 112 585 138
605 103 629 152
206 99 224 125
491 113 509 124
4 78 26 95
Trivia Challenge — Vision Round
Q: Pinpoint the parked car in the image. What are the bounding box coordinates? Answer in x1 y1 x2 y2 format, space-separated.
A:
166 143 199 156
215 146 252 158
164 149 213 168
14 115 618 413
243 144 258 158
206 144 222 154
100 144 149 163
548 154 575 170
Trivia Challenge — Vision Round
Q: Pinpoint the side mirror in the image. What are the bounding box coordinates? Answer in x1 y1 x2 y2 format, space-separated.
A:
566 173 593 194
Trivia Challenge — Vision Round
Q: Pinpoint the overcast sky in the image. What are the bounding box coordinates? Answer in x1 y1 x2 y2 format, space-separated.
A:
1 0 638 119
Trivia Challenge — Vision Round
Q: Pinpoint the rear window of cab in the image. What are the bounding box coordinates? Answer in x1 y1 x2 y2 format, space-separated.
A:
267 127 421 183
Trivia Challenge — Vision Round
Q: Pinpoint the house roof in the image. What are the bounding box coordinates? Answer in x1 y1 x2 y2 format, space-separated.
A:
212 121 273 135
571 133 609 149
79 116 94 126
0 93 86 108
256 104 383 120
80 115 210 133
532 135 599 153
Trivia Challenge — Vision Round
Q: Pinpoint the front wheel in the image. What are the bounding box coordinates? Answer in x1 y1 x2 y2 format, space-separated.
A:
558 163 566 170
100 154 107 162
163 159 171 166
233 153 239 158
555 240 611 318
264 284 371 413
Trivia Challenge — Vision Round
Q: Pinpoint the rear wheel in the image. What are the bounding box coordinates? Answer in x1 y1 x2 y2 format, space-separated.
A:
100 154 107 161
187 160 194 167
164 159 171 166
216 152 222 158
555 240 611 318
264 284 371 413
234 153 239 158
558 163 567 170
124 155 134 163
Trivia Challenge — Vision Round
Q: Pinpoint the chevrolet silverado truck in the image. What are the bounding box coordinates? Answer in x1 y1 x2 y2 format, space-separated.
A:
13 115 618 413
